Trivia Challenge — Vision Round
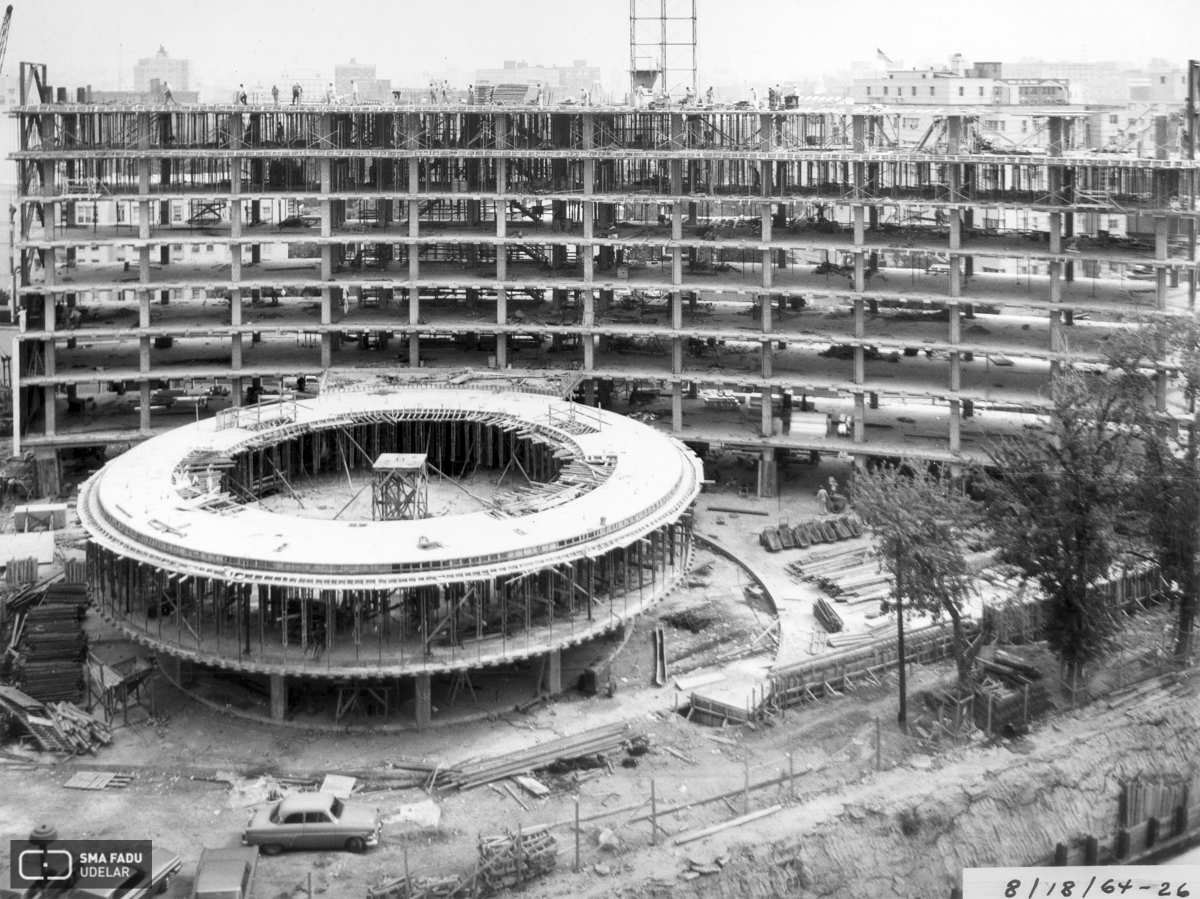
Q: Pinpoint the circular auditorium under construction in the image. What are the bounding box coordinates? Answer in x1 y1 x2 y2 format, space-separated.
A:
77 388 703 726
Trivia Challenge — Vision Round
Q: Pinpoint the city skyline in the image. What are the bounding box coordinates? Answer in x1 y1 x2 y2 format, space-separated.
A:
10 0 1198 97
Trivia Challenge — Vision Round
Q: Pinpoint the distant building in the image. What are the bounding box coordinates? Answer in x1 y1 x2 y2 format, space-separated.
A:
334 60 392 103
474 60 601 102
852 59 1068 107
133 46 190 93
93 80 200 105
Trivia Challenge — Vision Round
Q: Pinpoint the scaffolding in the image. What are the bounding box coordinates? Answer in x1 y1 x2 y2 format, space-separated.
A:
629 0 697 99
371 452 429 521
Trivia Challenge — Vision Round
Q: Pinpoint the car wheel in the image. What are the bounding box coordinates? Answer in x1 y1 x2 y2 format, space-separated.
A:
344 837 366 854
260 844 283 857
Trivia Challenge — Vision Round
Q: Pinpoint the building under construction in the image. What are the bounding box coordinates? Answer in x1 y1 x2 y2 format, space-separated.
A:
9 60 1200 720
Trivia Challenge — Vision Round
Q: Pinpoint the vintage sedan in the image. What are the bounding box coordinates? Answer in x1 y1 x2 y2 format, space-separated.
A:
242 792 381 854
190 848 257 899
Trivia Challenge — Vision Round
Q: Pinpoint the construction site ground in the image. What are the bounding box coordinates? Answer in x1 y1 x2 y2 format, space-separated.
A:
1 452 1197 898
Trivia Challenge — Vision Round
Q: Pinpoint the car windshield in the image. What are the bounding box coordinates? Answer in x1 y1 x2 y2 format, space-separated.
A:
330 798 344 818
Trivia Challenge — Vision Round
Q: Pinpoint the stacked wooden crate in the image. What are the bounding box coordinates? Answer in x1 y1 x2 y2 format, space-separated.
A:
474 827 558 895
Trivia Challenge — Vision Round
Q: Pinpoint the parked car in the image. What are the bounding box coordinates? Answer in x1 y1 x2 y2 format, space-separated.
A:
242 792 382 855
190 848 257 899
1128 264 1156 279
926 263 951 275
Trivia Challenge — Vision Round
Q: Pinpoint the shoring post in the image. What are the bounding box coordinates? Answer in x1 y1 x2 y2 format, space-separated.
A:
875 715 882 771
743 759 750 815
650 780 658 845
789 752 795 799
574 798 581 871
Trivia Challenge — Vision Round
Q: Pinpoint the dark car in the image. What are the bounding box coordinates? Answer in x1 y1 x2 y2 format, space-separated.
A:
242 792 381 855
190 847 257 899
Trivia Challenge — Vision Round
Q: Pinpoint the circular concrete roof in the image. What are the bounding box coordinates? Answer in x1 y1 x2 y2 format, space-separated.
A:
79 389 703 590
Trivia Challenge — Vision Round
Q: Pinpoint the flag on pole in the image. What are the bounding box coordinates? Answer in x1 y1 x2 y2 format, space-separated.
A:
876 48 893 64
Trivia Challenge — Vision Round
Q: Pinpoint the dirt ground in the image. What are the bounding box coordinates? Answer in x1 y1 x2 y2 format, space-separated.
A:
1 452 1196 898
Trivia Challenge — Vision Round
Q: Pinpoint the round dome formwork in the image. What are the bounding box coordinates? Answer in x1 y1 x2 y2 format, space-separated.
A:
79 389 703 726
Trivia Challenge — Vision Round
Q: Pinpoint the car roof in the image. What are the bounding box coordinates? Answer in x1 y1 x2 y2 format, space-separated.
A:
195 848 256 891
277 792 337 816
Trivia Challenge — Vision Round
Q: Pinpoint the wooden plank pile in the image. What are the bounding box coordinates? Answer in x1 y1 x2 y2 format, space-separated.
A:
473 827 558 895
16 583 89 702
812 597 843 634
436 721 632 790
786 539 892 606
0 685 112 754
973 649 1051 735
5 558 38 586
762 514 864 554
367 874 464 899
64 771 133 791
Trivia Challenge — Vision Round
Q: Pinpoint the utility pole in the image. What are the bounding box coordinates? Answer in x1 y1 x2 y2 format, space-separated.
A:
895 557 907 733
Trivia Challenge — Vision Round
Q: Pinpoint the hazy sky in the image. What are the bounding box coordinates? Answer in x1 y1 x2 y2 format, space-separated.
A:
10 0 1197 92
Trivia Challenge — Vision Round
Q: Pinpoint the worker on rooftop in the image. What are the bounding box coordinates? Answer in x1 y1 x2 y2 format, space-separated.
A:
327 82 336 104
351 79 359 103
271 84 279 106
467 84 475 104
237 84 248 105
683 85 695 107
291 83 301 105
163 81 177 105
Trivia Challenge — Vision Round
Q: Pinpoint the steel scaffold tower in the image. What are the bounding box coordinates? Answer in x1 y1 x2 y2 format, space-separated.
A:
629 0 696 100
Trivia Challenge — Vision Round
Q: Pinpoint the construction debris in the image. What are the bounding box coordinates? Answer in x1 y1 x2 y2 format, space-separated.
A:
435 721 633 791
0 686 112 754
63 771 133 791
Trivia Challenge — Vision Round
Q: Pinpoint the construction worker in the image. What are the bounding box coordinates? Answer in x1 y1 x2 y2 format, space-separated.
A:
163 81 177 105
816 487 829 515
535 83 544 107
467 84 475 104
579 87 589 106
237 84 248 105
271 84 279 106
351 79 359 103
749 87 759 110
326 82 336 104
683 85 695 106
292 83 301 105
705 86 714 106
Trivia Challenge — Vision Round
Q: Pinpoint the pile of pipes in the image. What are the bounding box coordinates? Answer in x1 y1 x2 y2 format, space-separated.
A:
786 543 891 605
436 722 633 791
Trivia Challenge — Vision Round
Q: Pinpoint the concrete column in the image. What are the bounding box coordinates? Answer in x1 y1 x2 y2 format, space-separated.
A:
756 448 776 499
853 393 865 443
415 672 432 729
761 387 773 436
853 298 865 339
672 338 683 375
854 347 864 385
544 650 563 695
1155 217 1169 311
853 207 865 292
761 340 772 378
496 289 508 367
949 209 962 296
949 351 961 391
949 399 961 452
270 673 287 721
672 382 683 432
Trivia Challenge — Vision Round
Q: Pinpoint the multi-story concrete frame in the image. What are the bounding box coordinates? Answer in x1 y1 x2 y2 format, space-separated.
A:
11 62 1200 496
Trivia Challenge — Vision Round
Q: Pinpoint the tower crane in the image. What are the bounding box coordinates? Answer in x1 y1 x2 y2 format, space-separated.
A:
0 6 12 77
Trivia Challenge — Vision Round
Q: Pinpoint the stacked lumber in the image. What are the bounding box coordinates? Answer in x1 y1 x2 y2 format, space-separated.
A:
474 827 558 894
786 539 892 605
0 685 110 754
16 584 90 702
812 597 843 634
5 558 38 587
437 722 632 790
367 874 463 899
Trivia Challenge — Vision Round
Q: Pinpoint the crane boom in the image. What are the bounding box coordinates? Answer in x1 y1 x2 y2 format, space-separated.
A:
0 6 13 78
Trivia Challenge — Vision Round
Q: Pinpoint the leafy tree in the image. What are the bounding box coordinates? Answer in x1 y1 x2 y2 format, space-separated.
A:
1107 321 1200 662
985 363 1141 677
853 461 980 731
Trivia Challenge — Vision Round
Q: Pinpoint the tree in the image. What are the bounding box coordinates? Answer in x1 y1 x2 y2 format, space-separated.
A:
1107 321 1200 663
853 460 980 731
985 364 1141 677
